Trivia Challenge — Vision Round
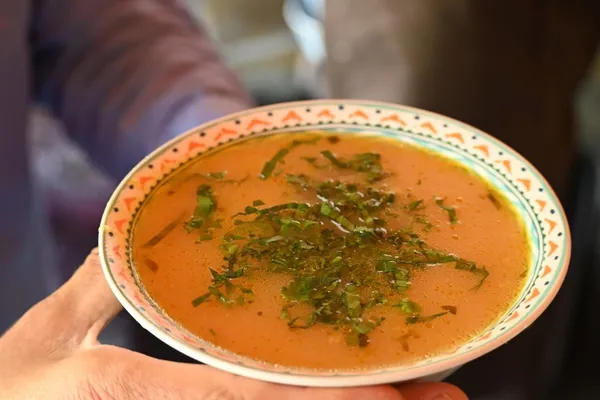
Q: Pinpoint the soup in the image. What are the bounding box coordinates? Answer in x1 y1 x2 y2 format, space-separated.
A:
133 132 529 370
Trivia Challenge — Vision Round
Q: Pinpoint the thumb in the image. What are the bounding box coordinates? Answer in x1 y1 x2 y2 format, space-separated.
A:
2 248 122 352
56 247 123 345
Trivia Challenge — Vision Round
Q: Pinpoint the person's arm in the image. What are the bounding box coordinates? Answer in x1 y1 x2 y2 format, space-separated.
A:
30 0 252 179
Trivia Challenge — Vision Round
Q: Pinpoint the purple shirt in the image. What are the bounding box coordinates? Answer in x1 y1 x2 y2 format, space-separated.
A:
0 0 251 333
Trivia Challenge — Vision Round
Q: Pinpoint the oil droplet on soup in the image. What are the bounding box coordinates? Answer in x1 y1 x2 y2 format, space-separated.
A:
133 132 529 370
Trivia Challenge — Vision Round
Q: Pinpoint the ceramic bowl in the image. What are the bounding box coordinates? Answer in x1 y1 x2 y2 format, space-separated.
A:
98 100 570 387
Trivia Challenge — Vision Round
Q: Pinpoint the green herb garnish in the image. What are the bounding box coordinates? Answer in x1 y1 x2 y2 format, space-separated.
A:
184 184 217 232
394 298 421 315
406 200 424 212
320 202 356 231
406 312 448 324
192 293 211 307
456 259 489 289
260 149 288 180
188 145 489 347
205 171 227 180
435 197 458 224
414 215 434 232
346 317 384 347
285 174 310 189
144 212 187 247
199 233 213 241
191 264 253 307
321 150 348 168
321 151 387 182
302 157 325 169
260 137 320 179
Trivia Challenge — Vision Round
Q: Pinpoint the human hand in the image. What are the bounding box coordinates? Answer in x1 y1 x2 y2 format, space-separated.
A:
0 249 467 399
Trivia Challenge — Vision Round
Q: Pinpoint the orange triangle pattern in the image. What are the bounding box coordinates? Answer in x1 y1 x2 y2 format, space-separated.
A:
536 200 547 211
541 265 552 278
133 291 145 305
477 332 492 342
112 244 122 259
318 109 334 118
160 158 176 172
445 132 464 143
474 144 489 157
213 350 225 358
527 288 540 302
182 335 197 344
114 219 126 234
495 159 512 173
505 311 519 323
548 241 558 256
246 119 269 130
545 219 557 234
188 141 205 151
282 110 302 123
517 178 531 191
117 267 129 282
215 127 239 140
381 114 407 126
349 110 368 119
139 176 153 189
124 197 136 212
420 122 437 134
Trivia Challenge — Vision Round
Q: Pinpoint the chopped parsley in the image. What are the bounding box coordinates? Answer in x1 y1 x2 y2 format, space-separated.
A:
435 197 458 224
320 151 387 182
260 136 320 179
184 184 217 232
186 139 490 347
204 171 227 180
406 199 424 212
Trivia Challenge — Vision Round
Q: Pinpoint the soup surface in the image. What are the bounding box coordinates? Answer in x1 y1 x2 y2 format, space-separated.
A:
133 132 529 370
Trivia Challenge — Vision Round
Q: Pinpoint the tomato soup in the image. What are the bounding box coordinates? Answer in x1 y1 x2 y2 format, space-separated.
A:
132 132 529 370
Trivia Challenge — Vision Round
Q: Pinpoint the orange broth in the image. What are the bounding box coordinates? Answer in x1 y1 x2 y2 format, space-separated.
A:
133 132 529 370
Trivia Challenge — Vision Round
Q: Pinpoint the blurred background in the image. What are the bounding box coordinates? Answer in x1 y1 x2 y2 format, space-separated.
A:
31 0 600 222
30 1 600 399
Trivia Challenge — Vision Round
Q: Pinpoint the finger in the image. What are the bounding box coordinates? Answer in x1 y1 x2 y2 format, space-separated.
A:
57 248 123 344
146 360 465 400
103 348 405 400
397 382 468 400
4 248 122 351
103 347 465 400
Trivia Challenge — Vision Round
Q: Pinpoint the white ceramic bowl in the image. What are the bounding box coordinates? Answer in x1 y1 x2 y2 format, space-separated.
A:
99 100 570 387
